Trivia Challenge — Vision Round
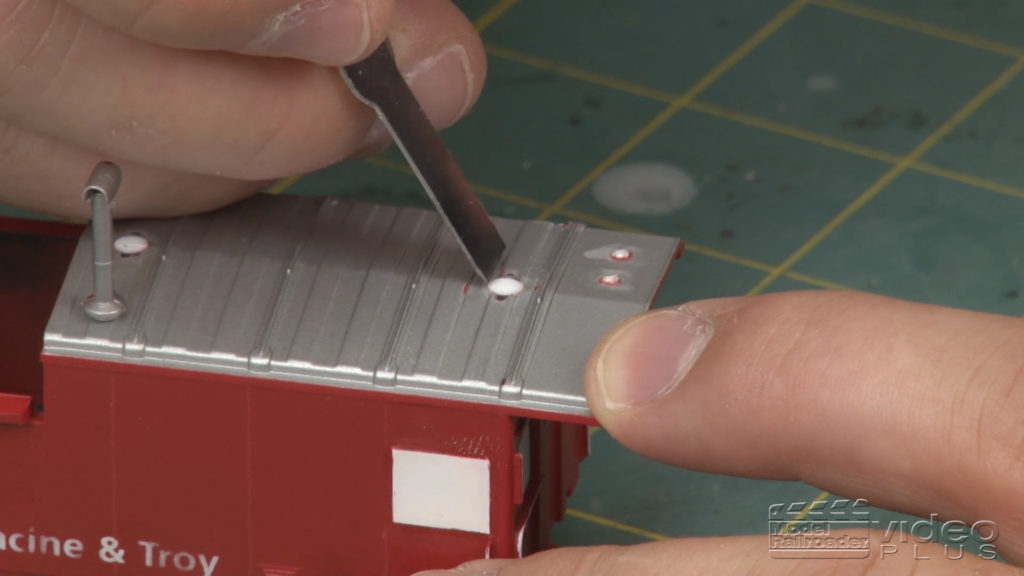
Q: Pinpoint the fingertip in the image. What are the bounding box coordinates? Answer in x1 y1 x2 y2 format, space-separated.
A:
586 298 746 421
389 0 487 129
586 291 1024 565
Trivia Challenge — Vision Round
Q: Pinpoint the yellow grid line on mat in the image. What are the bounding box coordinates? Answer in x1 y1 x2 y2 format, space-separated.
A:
685 101 901 165
566 509 672 542
776 491 833 535
811 0 1024 58
265 175 302 195
473 0 521 32
746 56 1024 295
689 102 1024 202
485 44 678 103
535 0 811 221
784 271 851 291
913 162 1024 200
483 44 1024 203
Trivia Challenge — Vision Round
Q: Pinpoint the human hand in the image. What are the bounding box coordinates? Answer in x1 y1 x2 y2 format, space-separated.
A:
416 291 1024 575
0 0 485 219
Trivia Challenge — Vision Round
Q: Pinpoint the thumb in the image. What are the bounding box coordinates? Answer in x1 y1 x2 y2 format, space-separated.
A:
412 534 1024 575
585 291 1024 563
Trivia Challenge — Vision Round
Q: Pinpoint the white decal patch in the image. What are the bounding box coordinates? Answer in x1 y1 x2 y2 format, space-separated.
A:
392 448 491 534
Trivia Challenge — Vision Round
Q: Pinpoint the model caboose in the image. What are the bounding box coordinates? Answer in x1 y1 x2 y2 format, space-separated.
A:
0 175 679 575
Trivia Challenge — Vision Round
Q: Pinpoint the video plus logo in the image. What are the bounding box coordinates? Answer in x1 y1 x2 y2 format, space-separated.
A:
877 514 998 561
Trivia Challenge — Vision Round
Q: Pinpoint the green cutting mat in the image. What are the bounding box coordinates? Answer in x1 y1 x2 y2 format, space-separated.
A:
297 0 1024 547
7 0 1023 553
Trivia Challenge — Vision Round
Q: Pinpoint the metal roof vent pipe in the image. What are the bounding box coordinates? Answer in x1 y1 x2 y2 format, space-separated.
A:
81 161 125 322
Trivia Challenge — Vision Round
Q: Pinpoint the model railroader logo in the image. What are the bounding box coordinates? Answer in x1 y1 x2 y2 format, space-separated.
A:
0 528 221 575
769 498 872 559
768 498 999 560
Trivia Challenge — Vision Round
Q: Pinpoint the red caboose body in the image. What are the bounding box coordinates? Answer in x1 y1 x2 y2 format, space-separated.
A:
0 194 679 575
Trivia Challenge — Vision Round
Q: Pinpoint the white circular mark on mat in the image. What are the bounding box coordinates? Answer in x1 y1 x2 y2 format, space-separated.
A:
806 74 839 92
591 162 697 216
488 276 524 297
114 233 149 255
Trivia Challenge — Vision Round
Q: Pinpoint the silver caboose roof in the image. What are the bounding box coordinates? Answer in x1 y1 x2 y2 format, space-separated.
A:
44 194 679 420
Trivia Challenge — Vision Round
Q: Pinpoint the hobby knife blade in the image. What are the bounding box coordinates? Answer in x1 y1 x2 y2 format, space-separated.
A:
340 41 506 283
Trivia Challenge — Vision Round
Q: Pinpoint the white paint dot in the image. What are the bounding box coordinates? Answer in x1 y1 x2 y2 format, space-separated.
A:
610 248 633 262
598 273 623 286
114 233 148 255
806 74 839 92
488 276 524 298
591 162 697 216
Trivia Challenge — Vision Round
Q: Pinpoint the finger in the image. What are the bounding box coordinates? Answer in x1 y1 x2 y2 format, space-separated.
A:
413 534 1024 575
584 291 1024 562
0 0 485 181
0 121 260 219
64 0 395 65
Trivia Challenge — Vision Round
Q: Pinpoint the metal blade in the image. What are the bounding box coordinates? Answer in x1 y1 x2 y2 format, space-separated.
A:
340 41 506 282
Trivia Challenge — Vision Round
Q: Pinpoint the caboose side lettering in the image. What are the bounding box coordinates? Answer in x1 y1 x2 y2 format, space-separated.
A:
138 541 220 576
0 528 84 559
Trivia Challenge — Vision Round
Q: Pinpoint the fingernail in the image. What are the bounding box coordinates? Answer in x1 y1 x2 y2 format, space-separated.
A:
594 304 714 410
404 44 475 129
254 0 370 64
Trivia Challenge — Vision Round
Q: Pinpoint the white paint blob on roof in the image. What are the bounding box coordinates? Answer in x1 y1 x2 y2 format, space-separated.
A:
488 275 524 297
